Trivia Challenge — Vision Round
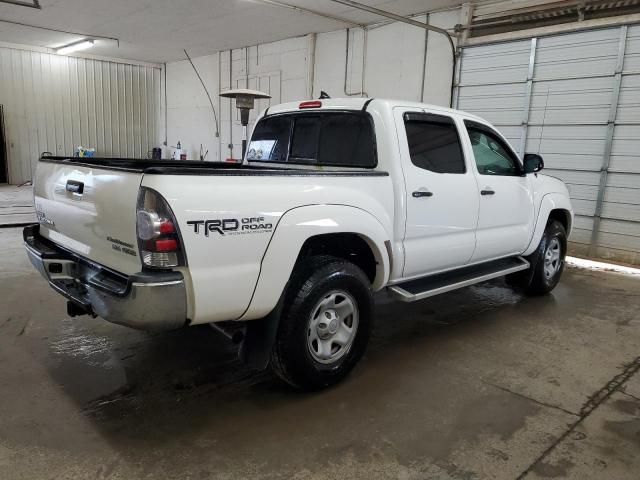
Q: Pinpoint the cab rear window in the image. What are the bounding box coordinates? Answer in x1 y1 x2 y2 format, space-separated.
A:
247 112 377 168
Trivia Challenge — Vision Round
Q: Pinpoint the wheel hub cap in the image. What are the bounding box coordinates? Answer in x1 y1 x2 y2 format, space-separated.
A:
543 237 562 279
307 290 359 365
317 311 339 338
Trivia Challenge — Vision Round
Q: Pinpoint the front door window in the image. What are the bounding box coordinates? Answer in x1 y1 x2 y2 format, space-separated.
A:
465 121 522 176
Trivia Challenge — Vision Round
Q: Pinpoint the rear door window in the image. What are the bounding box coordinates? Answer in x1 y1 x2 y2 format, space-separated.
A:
403 112 466 174
247 112 376 167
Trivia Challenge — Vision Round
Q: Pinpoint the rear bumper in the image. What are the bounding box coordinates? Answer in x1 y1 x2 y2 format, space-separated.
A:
23 225 188 331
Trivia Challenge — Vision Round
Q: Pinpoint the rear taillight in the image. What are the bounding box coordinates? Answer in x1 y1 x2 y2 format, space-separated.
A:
136 187 185 269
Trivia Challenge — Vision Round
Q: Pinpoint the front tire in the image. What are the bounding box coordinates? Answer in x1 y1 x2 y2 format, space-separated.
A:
270 256 373 391
509 220 567 295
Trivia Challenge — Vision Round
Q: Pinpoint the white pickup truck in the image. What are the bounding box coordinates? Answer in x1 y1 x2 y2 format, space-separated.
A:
25 98 573 390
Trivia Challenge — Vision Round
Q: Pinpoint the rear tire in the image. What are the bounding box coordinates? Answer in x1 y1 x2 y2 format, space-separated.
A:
508 220 567 295
270 255 373 391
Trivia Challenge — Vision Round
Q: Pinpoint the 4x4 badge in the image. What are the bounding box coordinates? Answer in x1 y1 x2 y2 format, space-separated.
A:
35 209 55 228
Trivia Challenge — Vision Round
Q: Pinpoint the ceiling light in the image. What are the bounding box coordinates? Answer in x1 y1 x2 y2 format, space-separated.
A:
56 40 94 55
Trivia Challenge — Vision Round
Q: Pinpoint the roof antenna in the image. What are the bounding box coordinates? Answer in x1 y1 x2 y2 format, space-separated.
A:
319 91 331 99
184 49 220 138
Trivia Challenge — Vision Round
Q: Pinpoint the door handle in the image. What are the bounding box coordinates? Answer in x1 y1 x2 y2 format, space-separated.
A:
66 180 84 194
480 188 495 196
412 190 433 198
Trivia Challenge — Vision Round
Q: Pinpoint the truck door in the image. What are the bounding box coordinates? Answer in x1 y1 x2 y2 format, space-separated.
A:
395 108 479 278
461 120 535 262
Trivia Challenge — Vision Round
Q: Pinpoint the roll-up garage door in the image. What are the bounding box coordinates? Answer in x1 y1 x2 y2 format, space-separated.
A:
456 24 640 266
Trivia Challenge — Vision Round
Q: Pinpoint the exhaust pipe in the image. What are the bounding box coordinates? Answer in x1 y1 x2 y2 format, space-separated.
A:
209 322 245 344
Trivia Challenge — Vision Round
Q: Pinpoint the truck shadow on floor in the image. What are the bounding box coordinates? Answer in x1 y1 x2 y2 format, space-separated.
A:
42 278 562 455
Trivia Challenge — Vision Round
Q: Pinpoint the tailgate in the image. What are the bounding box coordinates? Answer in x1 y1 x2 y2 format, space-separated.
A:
33 160 143 275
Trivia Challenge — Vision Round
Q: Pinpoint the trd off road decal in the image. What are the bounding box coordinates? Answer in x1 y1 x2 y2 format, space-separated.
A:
187 217 273 236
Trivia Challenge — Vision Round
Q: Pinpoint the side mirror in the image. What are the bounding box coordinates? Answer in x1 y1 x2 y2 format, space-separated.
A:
524 153 544 174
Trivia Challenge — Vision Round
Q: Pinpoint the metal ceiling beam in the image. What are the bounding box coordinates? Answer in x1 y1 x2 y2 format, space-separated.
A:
0 18 120 45
327 0 456 55
251 0 364 27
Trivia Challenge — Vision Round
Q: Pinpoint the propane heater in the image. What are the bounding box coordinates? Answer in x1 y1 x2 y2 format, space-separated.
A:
219 89 271 160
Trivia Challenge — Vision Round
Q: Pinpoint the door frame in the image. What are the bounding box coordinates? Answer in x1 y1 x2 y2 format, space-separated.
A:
458 115 535 261
394 106 481 279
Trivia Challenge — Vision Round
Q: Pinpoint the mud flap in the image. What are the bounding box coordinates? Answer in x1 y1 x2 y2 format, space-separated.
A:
508 241 543 290
239 296 284 371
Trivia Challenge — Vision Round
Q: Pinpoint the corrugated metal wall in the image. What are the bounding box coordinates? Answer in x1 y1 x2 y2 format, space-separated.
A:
0 46 162 185
456 24 640 265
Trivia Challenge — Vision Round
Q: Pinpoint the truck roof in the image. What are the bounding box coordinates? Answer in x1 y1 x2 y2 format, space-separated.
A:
265 98 487 124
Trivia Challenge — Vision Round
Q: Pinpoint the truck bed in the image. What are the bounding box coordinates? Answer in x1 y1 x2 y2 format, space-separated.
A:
40 156 388 177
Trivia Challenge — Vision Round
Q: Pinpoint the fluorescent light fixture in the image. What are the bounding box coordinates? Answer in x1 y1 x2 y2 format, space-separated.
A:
56 39 94 55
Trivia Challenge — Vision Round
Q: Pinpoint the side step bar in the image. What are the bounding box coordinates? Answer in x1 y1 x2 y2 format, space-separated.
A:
388 256 530 302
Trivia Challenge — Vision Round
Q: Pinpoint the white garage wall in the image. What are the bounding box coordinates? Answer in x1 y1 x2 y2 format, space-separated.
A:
167 35 308 162
0 43 162 185
165 9 462 162
221 36 308 161
166 54 220 162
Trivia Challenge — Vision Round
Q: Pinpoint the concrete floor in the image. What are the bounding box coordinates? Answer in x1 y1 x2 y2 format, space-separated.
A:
1 226 639 480
0 185 35 226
